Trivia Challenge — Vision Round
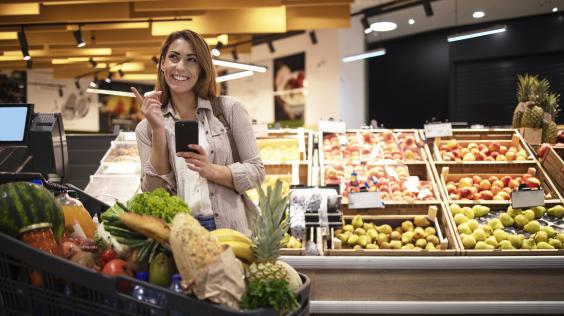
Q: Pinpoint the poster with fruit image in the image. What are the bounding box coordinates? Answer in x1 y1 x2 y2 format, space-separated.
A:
274 52 305 127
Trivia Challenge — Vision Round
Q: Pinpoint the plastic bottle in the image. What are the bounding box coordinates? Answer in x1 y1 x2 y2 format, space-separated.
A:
169 274 187 316
132 272 166 315
57 190 97 239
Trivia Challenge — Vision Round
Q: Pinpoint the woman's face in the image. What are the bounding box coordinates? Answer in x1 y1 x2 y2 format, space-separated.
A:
161 38 201 96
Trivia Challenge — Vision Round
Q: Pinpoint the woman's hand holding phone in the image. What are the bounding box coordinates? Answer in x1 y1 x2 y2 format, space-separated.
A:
131 87 164 131
176 144 214 178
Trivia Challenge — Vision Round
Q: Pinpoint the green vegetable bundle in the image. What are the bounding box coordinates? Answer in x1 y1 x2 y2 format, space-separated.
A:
127 188 190 223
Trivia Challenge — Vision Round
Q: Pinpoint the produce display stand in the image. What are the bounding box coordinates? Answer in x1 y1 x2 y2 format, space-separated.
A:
540 146 564 197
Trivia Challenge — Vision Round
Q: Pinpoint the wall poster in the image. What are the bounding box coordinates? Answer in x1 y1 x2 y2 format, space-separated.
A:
274 52 305 127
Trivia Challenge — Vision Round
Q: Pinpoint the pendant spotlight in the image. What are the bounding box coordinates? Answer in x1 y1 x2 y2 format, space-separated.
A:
267 41 275 53
309 31 318 45
88 57 97 68
422 0 434 17
17 27 31 61
361 17 372 34
211 41 224 57
231 49 239 61
73 25 86 48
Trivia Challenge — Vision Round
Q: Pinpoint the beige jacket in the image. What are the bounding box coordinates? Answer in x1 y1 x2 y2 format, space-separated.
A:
135 96 264 235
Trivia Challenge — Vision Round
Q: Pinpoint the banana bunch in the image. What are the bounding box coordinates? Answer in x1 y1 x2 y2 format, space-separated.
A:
210 228 254 263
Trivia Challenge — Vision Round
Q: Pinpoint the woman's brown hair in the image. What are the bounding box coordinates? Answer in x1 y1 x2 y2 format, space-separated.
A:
156 30 218 106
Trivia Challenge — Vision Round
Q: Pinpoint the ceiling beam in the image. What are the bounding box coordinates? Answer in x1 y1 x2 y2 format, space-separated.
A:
0 3 40 16
286 4 350 30
133 0 281 12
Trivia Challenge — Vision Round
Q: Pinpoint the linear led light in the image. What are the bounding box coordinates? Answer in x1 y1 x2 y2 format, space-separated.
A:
342 48 386 63
212 59 267 73
216 70 253 83
447 25 507 42
87 88 134 97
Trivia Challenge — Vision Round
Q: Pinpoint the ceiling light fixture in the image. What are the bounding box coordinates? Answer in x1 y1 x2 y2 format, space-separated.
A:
211 41 224 57
73 25 86 48
267 41 275 53
422 0 434 17
553 7 558 12
89 75 98 88
472 11 485 19
342 48 386 63
447 25 506 42
74 79 80 89
87 88 135 97
216 70 254 83
26 60 32 69
17 27 30 61
361 17 372 34
88 57 97 68
231 49 239 61
212 59 267 73
104 72 113 83
309 31 318 45
58 87 64 98
409 18 415 25
370 21 397 32
118 69 125 77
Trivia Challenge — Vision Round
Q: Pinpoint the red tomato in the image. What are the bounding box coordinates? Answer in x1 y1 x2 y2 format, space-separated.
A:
102 259 132 277
99 249 118 267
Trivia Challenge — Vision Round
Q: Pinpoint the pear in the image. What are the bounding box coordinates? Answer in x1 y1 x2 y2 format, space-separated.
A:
521 238 536 249
413 247 423 251
457 223 472 235
479 224 493 235
548 238 563 249
523 220 541 233
547 205 564 218
413 227 426 240
489 219 504 231
401 220 414 232
461 207 475 219
347 234 359 246
540 226 557 238
472 205 490 217
380 241 391 249
378 224 393 234
450 204 462 215
389 240 402 249
401 231 415 244
499 213 514 227
365 222 376 231
353 245 362 250
507 206 522 218
334 229 343 237
507 234 525 248
394 226 404 234
522 209 536 221
536 242 555 249
461 234 477 249
354 228 367 236
454 213 470 226
513 214 529 228
339 231 351 243
425 243 436 250
358 235 369 247
485 236 499 248
493 229 509 242
466 219 480 232
414 216 431 228
366 243 379 249
472 228 488 242
531 206 546 219
426 235 440 246
401 244 414 250
474 241 495 250
415 239 427 248
534 231 548 243
343 224 354 233
376 233 390 245
367 228 379 240
555 233 564 244
499 240 515 249
351 215 364 228
424 226 436 237
390 231 401 241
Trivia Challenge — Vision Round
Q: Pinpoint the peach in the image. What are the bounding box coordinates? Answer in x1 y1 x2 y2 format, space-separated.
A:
479 179 492 190
498 192 511 200
525 177 541 188
505 152 516 161
492 180 504 188
493 194 505 201
458 177 474 188
475 152 486 161
488 176 499 183
480 190 493 200
460 148 470 157
499 145 508 155
446 183 457 194
470 147 480 155
478 144 488 152
459 187 473 198
439 144 447 151
488 142 501 153
502 187 512 194
472 192 481 200
484 157 495 161
491 186 502 195
472 175 483 184
452 149 460 158
515 155 527 161
469 186 478 195
446 140 458 150
508 179 519 189
501 176 512 187
490 151 499 159
468 142 478 150
496 154 507 161
449 193 460 200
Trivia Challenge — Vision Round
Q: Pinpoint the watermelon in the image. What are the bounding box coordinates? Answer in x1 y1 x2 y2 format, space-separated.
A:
0 182 64 242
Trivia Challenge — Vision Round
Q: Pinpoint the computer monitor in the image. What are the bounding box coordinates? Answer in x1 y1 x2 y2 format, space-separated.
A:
0 104 34 146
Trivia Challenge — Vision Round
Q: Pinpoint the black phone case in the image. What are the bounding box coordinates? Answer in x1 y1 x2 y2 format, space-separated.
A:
175 120 198 153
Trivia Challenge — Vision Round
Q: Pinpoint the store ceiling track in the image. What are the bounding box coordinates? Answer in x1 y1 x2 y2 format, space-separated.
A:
0 0 352 78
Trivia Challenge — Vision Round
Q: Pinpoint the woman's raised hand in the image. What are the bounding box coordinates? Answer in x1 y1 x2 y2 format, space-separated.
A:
131 87 164 130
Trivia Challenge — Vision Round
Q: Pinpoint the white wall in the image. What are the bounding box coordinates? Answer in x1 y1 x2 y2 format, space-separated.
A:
228 23 366 128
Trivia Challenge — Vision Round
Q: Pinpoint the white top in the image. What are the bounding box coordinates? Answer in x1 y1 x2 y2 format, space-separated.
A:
174 119 213 217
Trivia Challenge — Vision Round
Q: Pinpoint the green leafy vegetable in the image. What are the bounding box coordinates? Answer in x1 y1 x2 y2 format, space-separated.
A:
126 188 190 223
241 279 299 315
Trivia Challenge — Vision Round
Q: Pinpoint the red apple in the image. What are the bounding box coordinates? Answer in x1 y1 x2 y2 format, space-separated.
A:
460 187 473 198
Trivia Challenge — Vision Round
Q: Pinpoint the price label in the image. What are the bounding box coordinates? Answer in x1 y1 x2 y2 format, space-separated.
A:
424 122 453 138
319 120 346 134
252 122 269 138
511 189 545 209
348 191 385 209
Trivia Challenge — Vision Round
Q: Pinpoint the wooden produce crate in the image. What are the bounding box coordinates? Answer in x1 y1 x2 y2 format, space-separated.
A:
437 163 562 205
431 134 536 165
443 202 564 256
257 129 313 185
540 146 564 199
324 204 459 256
448 128 520 140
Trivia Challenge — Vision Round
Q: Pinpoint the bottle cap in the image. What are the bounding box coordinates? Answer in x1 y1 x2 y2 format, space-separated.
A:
30 179 43 186
135 271 149 281
172 274 182 282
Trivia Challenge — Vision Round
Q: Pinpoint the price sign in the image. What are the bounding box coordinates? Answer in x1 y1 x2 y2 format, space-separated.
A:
424 122 453 138
348 191 385 209
319 120 346 134
511 189 545 209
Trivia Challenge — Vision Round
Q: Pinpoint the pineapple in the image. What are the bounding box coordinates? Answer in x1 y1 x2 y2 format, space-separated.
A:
247 179 289 283
512 74 537 128
542 93 560 143
521 79 550 128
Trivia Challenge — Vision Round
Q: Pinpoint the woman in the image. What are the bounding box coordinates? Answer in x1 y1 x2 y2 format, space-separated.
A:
132 30 264 235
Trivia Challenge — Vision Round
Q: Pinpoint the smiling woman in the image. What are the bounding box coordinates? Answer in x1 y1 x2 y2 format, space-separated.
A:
133 29 265 236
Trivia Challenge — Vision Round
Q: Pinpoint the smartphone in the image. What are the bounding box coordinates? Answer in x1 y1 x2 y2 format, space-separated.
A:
175 120 198 153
